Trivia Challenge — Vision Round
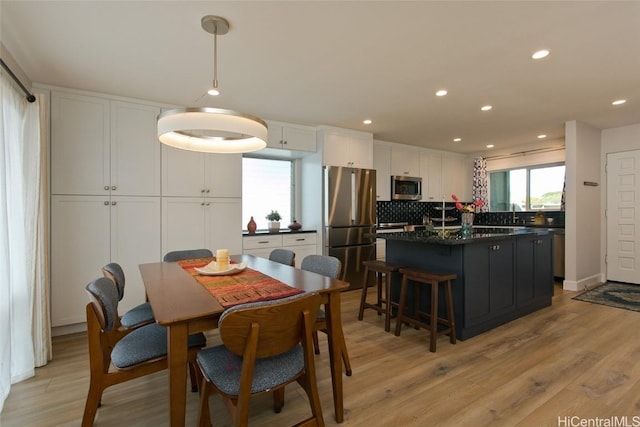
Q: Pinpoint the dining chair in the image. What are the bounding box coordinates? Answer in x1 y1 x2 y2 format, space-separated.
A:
300 255 352 376
102 262 154 329
82 277 206 427
195 292 324 427
163 248 214 262
268 248 296 266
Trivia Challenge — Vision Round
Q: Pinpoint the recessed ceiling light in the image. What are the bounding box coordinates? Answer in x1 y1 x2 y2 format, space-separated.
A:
612 99 627 106
532 49 550 59
537 134 547 139
435 89 448 97
453 137 462 142
486 144 494 148
363 119 372 125
481 105 492 111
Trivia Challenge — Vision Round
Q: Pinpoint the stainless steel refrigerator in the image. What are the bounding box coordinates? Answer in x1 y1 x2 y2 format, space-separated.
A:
323 166 377 289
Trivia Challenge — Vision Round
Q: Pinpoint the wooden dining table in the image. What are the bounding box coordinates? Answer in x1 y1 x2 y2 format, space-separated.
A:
139 253 350 426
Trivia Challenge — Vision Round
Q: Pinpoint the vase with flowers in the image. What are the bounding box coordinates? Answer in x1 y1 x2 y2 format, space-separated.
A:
452 194 484 236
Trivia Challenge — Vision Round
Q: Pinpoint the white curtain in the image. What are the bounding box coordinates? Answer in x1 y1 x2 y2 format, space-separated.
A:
0 72 51 413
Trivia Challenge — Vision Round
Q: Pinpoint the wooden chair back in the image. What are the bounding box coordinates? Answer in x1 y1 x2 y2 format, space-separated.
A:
220 292 321 359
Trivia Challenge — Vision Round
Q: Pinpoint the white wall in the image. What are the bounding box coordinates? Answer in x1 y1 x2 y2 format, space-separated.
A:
564 120 602 291
600 123 640 281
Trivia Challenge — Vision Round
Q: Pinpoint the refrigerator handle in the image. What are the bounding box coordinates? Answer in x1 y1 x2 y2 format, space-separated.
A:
351 171 356 224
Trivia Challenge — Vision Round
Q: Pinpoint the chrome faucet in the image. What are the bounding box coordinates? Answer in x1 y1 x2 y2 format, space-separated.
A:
512 203 519 224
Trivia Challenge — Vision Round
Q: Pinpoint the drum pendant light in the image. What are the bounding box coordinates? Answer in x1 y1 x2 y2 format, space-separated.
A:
157 15 267 154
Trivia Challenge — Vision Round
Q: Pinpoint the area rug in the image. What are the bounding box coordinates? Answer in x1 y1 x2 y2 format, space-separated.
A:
573 282 640 312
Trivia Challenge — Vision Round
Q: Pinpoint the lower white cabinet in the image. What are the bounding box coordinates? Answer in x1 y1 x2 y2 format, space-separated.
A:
51 195 161 327
162 197 242 257
243 233 317 268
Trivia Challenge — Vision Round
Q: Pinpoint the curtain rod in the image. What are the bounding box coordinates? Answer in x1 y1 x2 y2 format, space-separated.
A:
483 145 565 161
0 57 36 103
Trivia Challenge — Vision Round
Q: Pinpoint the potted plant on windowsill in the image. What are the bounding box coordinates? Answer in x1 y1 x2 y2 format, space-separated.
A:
266 210 282 233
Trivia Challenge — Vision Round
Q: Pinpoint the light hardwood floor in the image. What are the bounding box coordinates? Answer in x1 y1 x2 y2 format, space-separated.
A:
2 284 639 426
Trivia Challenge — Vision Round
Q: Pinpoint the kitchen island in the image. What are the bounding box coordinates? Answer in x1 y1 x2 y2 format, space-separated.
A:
376 227 555 340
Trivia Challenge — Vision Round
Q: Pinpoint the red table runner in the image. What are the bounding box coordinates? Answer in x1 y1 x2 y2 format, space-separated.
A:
178 258 303 308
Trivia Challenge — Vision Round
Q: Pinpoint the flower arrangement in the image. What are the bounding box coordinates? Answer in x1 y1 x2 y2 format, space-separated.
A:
451 194 484 213
265 210 282 222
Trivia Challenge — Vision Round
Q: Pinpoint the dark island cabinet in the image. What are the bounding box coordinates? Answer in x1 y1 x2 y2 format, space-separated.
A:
516 234 554 310
463 240 515 328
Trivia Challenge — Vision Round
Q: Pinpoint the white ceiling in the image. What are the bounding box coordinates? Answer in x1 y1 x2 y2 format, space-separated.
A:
2 1 639 154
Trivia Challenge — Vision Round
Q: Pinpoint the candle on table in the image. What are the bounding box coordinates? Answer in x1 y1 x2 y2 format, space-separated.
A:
216 248 229 270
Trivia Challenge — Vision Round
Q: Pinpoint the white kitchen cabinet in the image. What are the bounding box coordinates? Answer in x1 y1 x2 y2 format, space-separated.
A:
162 197 242 256
51 92 161 196
110 101 162 196
282 233 317 268
373 143 391 201
243 233 318 268
319 127 373 169
51 195 161 327
376 238 386 260
162 146 242 198
442 155 471 201
420 153 443 201
266 121 316 152
51 92 109 195
390 147 420 177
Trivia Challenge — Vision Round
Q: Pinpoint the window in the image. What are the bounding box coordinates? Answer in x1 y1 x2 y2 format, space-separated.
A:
242 157 294 230
489 163 565 211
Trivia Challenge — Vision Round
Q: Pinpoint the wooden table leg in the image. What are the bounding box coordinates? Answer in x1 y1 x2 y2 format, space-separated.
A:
324 292 344 423
167 322 189 427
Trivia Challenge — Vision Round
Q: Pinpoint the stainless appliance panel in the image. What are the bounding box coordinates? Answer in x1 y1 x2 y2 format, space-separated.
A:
325 166 377 227
391 175 422 201
327 244 376 289
326 226 376 247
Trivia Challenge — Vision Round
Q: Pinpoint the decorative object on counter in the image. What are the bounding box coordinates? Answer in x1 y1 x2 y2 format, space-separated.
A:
534 211 545 225
451 194 485 213
265 210 281 233
460 212 474 237
247 216 257 234
288 220 302 231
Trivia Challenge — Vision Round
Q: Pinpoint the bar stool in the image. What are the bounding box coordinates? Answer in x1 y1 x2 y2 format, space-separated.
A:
358 260 403 332
394 268 457 352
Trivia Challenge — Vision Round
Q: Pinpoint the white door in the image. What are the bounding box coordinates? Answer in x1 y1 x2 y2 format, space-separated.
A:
607 150 640 284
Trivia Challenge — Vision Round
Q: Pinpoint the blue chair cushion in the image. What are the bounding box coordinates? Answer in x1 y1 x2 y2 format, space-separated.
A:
112 323 206 369
197 344 304 396
121 302 154 328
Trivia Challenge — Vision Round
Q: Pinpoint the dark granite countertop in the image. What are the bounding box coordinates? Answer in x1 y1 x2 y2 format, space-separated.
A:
371 226 556 245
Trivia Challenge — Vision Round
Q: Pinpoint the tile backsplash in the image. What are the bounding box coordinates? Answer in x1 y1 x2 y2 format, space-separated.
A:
377 200 565 227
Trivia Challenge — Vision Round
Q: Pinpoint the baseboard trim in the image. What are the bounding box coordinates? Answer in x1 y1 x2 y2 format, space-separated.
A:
563 274 602 291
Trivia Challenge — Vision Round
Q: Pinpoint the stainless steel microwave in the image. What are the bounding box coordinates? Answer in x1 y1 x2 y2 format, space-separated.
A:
391 175 422 200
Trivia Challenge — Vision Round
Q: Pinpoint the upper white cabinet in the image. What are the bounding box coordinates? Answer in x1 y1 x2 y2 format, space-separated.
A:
266 121 316 152
51 92 161 196
51 92 109 195
373 143 391 201
420 153 443 201
110 101 162 196
162 146 242 198
390 147 420 177
318 127 373 169
442 155 471 201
